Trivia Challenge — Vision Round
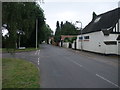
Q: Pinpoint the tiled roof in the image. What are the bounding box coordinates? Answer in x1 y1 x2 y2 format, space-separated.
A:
61 35 77 40
82 8 120 34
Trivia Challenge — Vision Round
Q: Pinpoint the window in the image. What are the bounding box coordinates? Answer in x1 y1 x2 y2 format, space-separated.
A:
94 17 101 23
84 36 89 39
79 37 83 40
104 41 117 45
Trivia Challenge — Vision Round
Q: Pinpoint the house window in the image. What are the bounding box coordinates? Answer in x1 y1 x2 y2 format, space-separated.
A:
94 17 101 23
79 37 83 40
84 36 89 39
104 41 117 45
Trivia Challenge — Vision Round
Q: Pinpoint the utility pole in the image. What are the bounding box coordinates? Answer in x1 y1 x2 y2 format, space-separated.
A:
80 22 82 51
76 21 82 51
36 19 38 49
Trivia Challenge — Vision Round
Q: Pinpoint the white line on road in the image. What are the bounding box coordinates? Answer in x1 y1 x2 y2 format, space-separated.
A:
35 50 38 55
35 50 40 55
38 58 40 65
96 74 120 88
70 60 82 67
38 51 40 55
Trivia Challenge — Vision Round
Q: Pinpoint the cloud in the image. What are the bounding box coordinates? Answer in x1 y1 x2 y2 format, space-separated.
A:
56 11 77 21
41 1 119 33
45 0 119 2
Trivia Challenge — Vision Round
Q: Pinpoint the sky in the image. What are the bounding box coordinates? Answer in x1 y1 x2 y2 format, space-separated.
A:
39 0 120 33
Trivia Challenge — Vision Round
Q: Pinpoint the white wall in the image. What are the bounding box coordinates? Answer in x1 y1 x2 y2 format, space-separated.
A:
76 31 119 55
104 34 119 54
76 37 82 50
119 19 120 32
59 42 61 47
48 39 51 44
63 42 69 48
72 40 77 49
105 44 118 54
118 41 120 55
77 31 105 53
72 41 75 49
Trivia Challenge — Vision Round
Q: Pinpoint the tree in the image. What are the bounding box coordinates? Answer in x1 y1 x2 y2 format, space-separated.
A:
54 21 61 45
60 21 63 29
43 24 53 44
2 2 51 48
61 21 78 35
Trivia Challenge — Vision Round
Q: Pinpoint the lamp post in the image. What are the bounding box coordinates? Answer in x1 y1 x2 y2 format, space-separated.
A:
76 21 82 51
17 30 25 49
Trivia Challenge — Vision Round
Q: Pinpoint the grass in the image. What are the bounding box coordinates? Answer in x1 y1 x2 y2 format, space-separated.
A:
2 58 40 88
15 48 39 52
1 48 39 53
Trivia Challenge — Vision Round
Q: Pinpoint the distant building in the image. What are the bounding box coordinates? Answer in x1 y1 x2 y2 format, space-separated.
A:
60 35 77 48
74 8 120 55
48 36 55 45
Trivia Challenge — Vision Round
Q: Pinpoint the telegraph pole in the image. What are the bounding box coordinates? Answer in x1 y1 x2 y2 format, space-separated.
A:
36 19 38 49
76 21 82 51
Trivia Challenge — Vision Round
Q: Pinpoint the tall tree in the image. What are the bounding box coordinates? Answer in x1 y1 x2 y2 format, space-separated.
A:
2 2 52 48
61 21 78 35
54 21 61 45
60 21 63 29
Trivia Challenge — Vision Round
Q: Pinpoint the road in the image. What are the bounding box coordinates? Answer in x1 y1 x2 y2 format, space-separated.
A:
2 44 120 88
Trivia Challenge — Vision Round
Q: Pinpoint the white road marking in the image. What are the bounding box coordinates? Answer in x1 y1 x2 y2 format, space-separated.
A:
35 50 40 55
70 60 82 67
96 74 120 88
37 66 40 71
35 50 38 55
38 58 40 65
38 51 40 55
38 58 39 62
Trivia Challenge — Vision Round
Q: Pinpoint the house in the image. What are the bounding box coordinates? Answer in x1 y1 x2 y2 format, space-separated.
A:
74 8 120 55
60 35 77 48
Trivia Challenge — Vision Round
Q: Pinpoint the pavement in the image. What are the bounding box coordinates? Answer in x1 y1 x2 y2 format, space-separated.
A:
2 44 120 88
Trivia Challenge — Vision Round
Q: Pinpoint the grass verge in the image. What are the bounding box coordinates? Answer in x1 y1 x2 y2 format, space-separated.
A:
15 48 39 52
2 58 40 88
1 48 39 53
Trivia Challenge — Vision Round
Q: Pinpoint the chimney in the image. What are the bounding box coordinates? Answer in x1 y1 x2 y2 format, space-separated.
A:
92 12 97 20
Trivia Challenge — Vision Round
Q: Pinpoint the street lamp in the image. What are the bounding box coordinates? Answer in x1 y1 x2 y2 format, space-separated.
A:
76 21 83 51
17 30 25 49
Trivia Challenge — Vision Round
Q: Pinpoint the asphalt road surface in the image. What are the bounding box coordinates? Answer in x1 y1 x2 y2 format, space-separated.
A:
2 44 120 88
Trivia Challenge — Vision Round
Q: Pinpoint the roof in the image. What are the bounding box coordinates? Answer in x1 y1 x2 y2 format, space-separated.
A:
61 35 77 40
82 8 120 34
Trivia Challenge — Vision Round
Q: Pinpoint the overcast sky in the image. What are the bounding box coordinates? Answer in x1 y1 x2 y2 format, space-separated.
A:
40 0 120 33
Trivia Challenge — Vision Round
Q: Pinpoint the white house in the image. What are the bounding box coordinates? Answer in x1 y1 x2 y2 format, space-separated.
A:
74 8 120 55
